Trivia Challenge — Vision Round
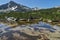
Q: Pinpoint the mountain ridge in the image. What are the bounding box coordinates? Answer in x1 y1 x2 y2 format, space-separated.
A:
0 1 32 12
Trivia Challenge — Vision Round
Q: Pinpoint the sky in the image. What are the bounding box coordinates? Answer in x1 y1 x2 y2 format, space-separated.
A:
0 0 60 8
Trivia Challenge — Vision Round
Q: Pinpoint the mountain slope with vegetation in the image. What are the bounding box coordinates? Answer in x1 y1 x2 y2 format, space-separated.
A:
0 1 60 21
0 7 60 21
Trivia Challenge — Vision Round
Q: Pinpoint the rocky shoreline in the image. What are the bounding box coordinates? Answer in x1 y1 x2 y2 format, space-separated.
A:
0 21 60 40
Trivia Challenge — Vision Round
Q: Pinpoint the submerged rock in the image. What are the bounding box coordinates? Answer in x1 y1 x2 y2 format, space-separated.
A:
0 30 39 40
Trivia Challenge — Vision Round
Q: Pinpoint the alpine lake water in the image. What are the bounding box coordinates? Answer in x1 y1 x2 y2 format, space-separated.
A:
0 21 60 40
0 21 60 34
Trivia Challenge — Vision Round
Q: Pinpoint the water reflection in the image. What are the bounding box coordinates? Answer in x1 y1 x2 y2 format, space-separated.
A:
0 21 60 34
30 21 56 32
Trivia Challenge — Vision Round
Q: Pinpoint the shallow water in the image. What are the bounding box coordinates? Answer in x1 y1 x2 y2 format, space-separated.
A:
0 21 60 34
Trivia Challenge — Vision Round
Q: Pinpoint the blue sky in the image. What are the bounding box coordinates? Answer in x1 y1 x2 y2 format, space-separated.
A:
0 0 60 8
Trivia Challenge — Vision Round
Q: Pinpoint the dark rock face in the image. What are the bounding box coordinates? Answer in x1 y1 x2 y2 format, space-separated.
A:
0 1 32 12
0 30 38 40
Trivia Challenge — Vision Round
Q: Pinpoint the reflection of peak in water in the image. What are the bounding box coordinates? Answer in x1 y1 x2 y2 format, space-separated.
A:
30 22 56 30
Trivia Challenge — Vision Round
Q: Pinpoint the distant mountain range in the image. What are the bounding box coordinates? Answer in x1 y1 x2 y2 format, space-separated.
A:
0 1 32 12
0 1 60 13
